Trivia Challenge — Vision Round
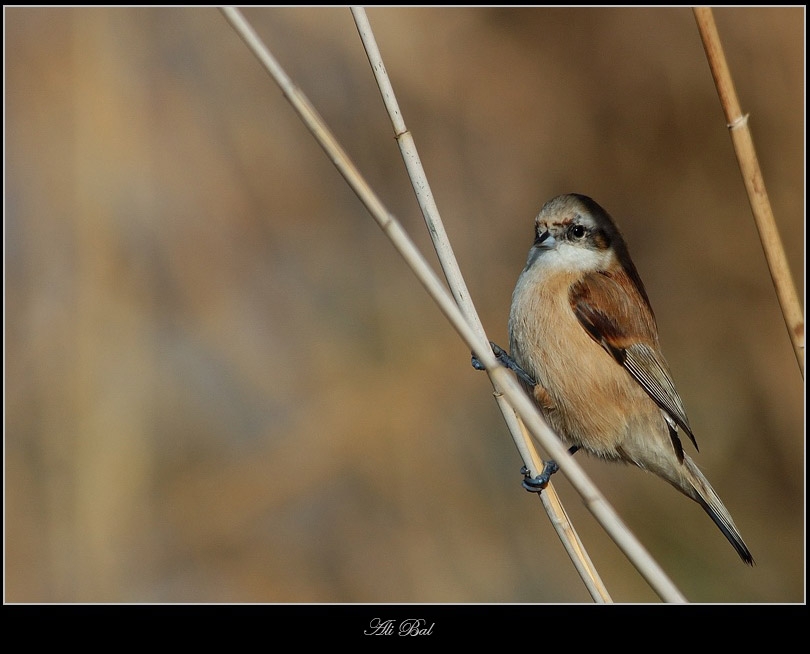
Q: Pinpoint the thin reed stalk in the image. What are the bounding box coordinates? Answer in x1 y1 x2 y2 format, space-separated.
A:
693 7 804 377
349 6 610 603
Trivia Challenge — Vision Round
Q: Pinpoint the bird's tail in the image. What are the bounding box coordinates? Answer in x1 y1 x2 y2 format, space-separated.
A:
681 455 754 565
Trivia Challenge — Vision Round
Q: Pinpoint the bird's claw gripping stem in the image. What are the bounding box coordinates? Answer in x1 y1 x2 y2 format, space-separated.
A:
520 462 559 492
471 341 537 387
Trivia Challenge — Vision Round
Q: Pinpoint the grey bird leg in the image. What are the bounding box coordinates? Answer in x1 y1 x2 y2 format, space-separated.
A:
471 341 537 387
471 342 570 491
521 446 580 492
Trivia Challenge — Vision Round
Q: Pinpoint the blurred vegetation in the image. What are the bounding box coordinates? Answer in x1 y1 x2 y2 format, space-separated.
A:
5 7 804 603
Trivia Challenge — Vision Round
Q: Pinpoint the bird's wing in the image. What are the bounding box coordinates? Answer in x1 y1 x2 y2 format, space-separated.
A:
569 270 697 451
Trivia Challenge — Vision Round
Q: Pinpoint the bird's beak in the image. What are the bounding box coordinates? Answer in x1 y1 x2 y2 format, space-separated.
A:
534 229 556 249
525 228 556 269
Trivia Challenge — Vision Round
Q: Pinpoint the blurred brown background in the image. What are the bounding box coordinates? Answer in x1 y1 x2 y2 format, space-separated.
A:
5 7 804 603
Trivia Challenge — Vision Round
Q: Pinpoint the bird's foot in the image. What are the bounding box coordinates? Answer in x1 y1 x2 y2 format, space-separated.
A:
520 447 579 492
520 462 559 492
471 342 536 387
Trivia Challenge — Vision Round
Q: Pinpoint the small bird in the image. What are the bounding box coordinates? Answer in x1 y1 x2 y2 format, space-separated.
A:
505 193 753 565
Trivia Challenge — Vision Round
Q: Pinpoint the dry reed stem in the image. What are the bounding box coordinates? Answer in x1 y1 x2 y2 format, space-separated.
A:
693 7 805 377
220 6 687 603
349 6 611 603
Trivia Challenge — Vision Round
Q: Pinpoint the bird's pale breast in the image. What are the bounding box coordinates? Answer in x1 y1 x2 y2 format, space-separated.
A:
509 264 665 460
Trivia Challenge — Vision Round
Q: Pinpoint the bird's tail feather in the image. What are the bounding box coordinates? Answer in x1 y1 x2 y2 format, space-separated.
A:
682 456 754 565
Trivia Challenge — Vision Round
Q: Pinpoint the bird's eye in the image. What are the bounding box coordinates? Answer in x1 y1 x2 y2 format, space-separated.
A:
570 224 586 239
